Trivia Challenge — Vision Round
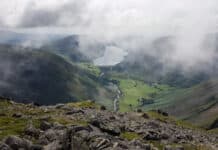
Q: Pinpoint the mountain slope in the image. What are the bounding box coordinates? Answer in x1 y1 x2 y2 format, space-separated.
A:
145 79 218 127
0 30 62 47
0 44 116 105
41 35 90 63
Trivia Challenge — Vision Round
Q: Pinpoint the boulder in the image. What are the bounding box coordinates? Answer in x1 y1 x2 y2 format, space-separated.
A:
38 129 63 145
30 144 43 150
40 121 52 131
4 136 32 150
61 126 92 150
44 141 63 150
55 104 65 109
144 131 161 141
0 142 11 150
90 119 121 136
24 124 41 138
164 145 173 150
130 139 152 150
89 137 111 150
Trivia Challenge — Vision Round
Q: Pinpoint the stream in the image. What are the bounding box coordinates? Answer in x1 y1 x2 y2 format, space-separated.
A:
113 84 121 112
99 72 121 112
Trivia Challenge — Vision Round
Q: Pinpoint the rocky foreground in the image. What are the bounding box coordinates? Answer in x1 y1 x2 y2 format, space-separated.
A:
0 99 217 150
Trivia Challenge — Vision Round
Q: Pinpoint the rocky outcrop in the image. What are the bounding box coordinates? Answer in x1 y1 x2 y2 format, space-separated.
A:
0 101 217 150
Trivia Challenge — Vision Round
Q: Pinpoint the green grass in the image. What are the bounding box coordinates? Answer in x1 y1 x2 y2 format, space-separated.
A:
120 132 141 140
0 116 27 140
78 63 101 76
67 100 99 109
113 77 172 112
208 128 218 134
0 99 94 139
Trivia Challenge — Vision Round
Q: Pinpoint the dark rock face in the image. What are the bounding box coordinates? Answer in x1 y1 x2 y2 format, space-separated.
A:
210 118 218 129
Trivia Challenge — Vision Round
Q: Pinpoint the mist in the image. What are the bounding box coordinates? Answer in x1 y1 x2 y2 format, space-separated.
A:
1 0 218 71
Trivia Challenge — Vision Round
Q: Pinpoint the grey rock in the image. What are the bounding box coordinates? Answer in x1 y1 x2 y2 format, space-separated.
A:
4 136 32 150
175 146 184 150
38 129 63 145
40 121 52 131
160 132 170 140
164 145 173 150
90 119 121 136
44 141 63 150
0 142 11 150
144 131 161 141
61 125 93 150
55 104 65 109
89 137 111 150
30 144 43 150
53 122 66 130
130 140 152 150
24 125 41 138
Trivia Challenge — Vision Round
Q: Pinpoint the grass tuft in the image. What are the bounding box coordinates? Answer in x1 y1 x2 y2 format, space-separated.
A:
67 100 98 109
120 132 141 141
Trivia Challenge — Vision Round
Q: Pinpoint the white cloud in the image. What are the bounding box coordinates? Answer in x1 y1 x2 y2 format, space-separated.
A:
1 0 218 70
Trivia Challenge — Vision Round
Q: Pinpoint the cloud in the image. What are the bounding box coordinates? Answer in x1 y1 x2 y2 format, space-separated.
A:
0 18 5 28
19 0 88 27
1 0 218 71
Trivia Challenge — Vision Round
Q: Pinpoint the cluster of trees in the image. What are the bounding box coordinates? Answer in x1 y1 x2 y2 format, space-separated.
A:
137 97 154 106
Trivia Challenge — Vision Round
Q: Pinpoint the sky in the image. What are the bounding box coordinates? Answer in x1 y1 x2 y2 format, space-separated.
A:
1 0 218 70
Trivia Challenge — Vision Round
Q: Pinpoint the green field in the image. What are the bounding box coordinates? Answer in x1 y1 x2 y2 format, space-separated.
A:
114 77 172 112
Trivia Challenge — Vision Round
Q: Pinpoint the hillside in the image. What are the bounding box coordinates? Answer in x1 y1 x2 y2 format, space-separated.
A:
0 44 116 106
0 30 62 47
0 99 217 150
143 79 218 128
41 35 90 63
41 35 108 63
